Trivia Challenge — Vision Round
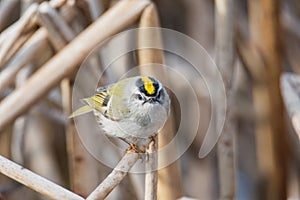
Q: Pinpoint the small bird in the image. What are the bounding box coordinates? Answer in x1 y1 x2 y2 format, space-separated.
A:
70 76 170 152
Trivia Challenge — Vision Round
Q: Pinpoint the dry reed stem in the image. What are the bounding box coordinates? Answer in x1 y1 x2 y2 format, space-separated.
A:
0 3 38 67
2 31 36 67
49 0 67 9
86 152 139 200
40 1 131 195
0 155 84 200
0 0 66 48
0 0 151 131
247 0 287 199
24 107 64 186
40 2 76 41
215 0 236 199
61 79 101 197
138 4 163 66
0 0 19 32
87 0 105 20
54 2 112 196
11 65 33 164
37 1 76 50
0 28 49 94
138 4 182 200
67 124 101 197
37 4 67 50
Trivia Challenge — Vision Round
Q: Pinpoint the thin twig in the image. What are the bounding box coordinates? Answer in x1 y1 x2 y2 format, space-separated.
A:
86 152 139 200
0 0 151 131
0 155 84 200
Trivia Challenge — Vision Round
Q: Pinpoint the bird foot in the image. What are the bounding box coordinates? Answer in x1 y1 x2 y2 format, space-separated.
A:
149 135 156 145
126 143 145 154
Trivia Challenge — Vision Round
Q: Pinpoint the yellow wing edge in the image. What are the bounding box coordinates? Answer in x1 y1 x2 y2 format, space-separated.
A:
68 105 93 118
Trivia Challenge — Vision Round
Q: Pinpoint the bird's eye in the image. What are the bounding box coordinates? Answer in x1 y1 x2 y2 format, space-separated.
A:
135 94 143 101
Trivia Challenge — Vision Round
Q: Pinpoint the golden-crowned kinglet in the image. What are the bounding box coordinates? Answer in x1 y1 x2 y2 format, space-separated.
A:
70 76 170 151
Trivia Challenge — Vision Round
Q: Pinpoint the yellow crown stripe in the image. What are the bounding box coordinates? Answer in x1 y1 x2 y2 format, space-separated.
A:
141 77 155 95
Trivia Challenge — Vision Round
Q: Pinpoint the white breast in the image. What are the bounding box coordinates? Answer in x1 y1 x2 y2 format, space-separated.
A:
94 104 169 140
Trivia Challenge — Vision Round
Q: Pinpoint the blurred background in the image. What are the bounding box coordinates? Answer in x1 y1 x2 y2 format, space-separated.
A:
0 0 299 200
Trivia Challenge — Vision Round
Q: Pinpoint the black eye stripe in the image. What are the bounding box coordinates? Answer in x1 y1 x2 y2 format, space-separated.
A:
158 89 163 98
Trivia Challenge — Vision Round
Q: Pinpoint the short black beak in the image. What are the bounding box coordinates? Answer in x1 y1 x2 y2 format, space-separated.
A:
143 98 158 105
149 98 156 104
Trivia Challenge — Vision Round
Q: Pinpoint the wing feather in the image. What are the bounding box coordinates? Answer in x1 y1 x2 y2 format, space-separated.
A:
69 79 131 121
69 105 93 118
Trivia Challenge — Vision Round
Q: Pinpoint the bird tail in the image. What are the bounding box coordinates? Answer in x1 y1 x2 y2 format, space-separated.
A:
69 94 107 118
68 105 93 118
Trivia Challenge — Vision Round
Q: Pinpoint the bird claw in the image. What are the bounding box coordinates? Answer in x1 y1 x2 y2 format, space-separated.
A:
126 143 145 153
149 135 156 144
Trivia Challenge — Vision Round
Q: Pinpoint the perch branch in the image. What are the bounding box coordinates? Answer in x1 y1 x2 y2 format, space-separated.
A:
0 155 84 200
86 152 139 200
144 135 158 200
0 0 151 131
